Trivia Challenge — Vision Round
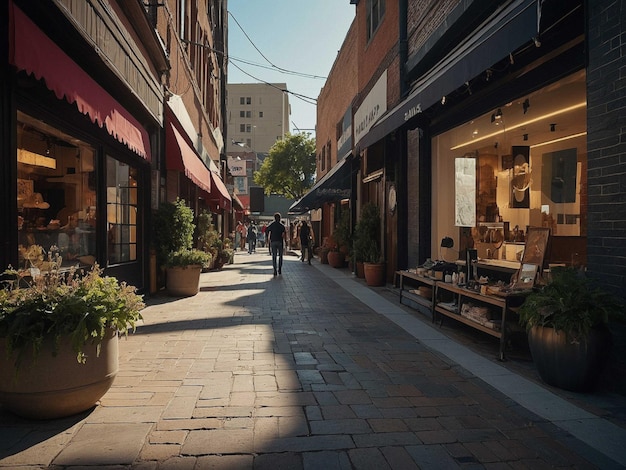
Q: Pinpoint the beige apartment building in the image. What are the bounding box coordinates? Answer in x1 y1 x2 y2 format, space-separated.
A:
226 83 290 199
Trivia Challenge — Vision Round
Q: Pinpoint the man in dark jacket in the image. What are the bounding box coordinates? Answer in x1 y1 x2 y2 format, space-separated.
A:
265 212 286 276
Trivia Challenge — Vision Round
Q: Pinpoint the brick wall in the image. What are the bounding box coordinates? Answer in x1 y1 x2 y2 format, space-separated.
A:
586 0 626 295
316 21 358 176
407 0 459 57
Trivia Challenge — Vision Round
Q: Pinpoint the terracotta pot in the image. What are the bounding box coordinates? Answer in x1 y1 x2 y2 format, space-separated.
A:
0 330 119 419
167 265 202 296
356 261 365 278
363 262 386 286
528 325 612 392
327 250 346 268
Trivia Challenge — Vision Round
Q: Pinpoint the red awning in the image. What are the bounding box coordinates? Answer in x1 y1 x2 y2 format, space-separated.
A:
208 171 232 212
166 122 211 194
9 4 151 160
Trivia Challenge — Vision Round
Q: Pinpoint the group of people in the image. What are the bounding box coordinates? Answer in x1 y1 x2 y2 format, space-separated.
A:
234 215 314 276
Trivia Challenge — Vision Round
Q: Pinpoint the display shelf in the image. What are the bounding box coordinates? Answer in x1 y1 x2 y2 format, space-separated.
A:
397 270 436 319
434 282 523 361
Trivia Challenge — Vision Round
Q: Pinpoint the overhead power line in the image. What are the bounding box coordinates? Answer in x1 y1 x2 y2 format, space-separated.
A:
229 61 318 106
227 11 327 80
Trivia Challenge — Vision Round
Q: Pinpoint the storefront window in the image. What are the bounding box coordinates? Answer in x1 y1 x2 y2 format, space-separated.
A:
17 112 97 271
106 157 139 264
432 71 587 262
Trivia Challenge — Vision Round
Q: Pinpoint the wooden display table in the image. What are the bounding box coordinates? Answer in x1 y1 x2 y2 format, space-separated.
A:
434 282 526 361
397 270 437 320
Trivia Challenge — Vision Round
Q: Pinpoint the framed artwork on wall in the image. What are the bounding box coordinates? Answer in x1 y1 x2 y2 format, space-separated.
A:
521 227 550 268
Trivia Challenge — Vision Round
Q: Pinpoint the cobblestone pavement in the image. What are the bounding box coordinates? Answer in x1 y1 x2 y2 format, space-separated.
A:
1 250 625 469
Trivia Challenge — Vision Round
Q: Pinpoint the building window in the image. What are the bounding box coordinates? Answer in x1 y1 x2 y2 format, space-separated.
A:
246 124 252 133
16 111 97 272
246 111 252 118
240 124 246 132
259 111 264 118
367 0 385 41
106 157 139 265
240 111 245 118
246 97 252 105
240 97 245 105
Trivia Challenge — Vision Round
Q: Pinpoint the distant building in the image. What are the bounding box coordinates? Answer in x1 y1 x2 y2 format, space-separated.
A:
226 83 290 202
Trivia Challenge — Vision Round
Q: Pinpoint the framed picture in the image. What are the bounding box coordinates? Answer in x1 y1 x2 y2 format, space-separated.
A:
514 263 539 290
522 227 550 268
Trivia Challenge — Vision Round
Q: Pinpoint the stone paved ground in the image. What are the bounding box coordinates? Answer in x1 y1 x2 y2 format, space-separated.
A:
0 250 623 469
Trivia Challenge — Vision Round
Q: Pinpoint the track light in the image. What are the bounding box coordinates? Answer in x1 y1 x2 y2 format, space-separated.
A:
523 99 530 114
550 123 556 132
441 96 446 105
491 108 503 124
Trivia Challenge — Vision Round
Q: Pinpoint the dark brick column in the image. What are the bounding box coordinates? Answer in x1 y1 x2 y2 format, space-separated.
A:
586 0 626 295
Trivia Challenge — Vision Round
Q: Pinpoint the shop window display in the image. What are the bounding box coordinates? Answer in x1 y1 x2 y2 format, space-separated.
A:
17 112 97 271
433 71 587 266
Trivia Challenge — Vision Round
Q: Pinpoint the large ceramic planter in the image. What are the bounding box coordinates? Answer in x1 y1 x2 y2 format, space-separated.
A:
320 248 330 264
327 250 345 268
167 265 202 296
363 262 386 286
0 330 119 419
528 325 612 392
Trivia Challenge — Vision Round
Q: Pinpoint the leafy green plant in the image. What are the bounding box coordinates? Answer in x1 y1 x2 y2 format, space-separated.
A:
196 210 230 268
353 203 382 263
153 198 195 266
165 249 212 268
332 209 352 253
0 262 144 369
518 267 624 342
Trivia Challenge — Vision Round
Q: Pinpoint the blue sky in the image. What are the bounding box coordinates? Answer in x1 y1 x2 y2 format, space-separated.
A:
226 1 356 136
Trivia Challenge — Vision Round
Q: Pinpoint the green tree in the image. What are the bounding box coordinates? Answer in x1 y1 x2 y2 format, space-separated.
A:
254 133 316 199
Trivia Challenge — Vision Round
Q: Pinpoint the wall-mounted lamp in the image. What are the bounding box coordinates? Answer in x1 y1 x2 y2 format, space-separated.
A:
523 98 530 114
440 237 454 248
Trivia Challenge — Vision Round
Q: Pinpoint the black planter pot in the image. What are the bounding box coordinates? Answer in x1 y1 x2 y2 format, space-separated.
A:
528 325 612 392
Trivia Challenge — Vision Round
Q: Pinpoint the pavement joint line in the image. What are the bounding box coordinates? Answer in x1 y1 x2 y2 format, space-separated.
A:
312 261 626 467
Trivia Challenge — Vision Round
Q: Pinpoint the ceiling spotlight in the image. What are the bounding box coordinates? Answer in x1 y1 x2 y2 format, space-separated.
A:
523 98 530 114
441 96 446 105
550 123 557 132
533 36 542 48
495 108 503 119
523 134 528 141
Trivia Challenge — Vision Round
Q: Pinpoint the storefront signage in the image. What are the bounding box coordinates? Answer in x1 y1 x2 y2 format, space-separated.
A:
404 103 422 121
354 71 387 145
228 156 247 177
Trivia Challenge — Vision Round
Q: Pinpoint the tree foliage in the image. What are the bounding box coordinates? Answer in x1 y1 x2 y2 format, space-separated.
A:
254 133 316 199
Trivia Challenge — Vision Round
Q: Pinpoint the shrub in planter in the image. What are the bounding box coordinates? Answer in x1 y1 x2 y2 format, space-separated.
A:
518 267 625 391
165 249 211 297
353 204 385 286
0 261 144 418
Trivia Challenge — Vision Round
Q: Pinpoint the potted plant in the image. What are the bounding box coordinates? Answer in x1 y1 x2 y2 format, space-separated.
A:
328 209 351 268
0 257 144 419
354 203 385 286
197 210 232 270
154 198 207 296
518 266 625 391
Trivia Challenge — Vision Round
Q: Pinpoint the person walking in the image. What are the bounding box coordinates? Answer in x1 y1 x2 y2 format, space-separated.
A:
299 220 313 265
247 223 257 254
237 221 247 251
265 212 286 276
